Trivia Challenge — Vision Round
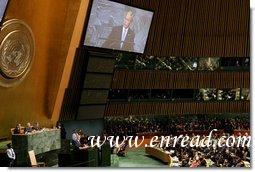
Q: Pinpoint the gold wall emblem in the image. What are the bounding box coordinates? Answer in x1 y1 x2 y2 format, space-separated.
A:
0 19 35 87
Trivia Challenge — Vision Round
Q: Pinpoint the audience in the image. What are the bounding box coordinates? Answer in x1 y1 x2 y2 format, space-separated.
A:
104 116 249 137
109 88 250 102
116 54 249 71
163 133 250 167
104 115 250 167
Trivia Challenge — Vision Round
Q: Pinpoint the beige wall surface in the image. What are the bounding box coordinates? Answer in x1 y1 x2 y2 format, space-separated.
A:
0 0 82 138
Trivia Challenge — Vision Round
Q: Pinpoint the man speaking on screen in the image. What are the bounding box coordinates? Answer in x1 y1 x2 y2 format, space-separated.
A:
103 10 135 52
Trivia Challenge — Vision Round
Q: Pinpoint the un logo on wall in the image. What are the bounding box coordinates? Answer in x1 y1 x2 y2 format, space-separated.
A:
0 19 35 87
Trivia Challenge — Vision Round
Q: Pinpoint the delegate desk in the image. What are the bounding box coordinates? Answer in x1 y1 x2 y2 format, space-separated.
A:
145 147 170 164
12 129 61 166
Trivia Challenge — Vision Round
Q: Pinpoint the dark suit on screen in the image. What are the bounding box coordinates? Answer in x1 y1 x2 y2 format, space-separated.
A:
103 25 135 52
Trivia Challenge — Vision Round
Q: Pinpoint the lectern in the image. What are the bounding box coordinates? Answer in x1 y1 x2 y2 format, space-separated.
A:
12 129 61 166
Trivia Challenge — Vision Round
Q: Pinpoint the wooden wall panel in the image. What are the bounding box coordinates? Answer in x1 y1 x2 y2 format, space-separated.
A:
111 70 250 89
0 0 81 138
105 101 250 117
115 0 249 57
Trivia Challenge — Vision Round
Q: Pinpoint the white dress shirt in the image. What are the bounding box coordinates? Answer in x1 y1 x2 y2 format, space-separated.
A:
121 27 129 48
72 133 78 141
6 148 15 160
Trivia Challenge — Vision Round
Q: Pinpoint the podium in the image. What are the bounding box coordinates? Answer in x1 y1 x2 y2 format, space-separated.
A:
100 144 111 166
12 129 61 166
58 148 99 167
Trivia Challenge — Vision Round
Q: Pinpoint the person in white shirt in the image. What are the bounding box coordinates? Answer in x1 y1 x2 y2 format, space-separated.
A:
72 129 81 148
169 152 180 167
6 143 15 167
102 10 135 51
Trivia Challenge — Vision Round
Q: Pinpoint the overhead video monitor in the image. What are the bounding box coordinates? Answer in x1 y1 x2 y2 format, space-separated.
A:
0 0 9 24
84 0 154 54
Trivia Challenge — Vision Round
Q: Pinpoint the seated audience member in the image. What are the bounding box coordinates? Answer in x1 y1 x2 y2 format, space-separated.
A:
190 156 200 167
204 155 214 167
33 122 42 131
6 143 15 167
13 124 22 134
24 123 33 134
116 140 128 157
169 152 180 167
199 158 207 167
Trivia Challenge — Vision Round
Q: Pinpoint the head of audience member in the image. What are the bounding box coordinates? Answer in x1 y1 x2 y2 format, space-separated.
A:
34 122 41 130
27 122 31 128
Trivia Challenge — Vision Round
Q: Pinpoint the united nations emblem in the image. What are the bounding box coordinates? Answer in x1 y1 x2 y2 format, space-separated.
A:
0 19 35 87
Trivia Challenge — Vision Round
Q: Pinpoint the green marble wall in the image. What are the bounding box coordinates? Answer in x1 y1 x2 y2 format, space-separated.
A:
12 129 61 166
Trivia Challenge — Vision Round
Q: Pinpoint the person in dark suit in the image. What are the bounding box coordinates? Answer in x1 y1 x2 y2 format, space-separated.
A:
102 11 135 51
6 143 15 167
116 139 128 157
33 122 41 131
13 124 22 134
24 122 32 134
56 121 67 139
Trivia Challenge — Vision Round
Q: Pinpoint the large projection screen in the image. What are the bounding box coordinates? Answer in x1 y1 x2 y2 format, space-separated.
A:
0 0 8 23
84 0 153 54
